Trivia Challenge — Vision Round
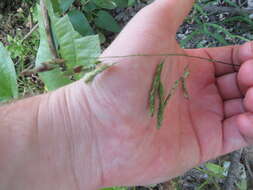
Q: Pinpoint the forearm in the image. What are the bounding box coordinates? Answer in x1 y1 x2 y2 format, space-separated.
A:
0 83 102 189
0 95 43 189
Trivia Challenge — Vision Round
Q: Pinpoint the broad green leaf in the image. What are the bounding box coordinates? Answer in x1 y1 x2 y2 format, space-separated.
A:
97 31 106 44
75 35 101 67
50 0 61 13
0 42 18 101
60 0 75 12
45 0 59 16
82 1 98 12
128 0 136 6
54 15 82 68
92 0 117 9
68 9 94 36
114 0 128 7
51 11 102 74
50 0 74 13
94 11 121 33
36 4 71 91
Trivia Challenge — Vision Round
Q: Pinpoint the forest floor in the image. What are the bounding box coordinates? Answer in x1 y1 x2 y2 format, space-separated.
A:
1 0 253 189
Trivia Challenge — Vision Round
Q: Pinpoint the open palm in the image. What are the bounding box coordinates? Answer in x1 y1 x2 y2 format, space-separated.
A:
63 0 253 188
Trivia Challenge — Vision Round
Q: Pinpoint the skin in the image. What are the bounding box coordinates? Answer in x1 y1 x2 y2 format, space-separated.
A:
1 0 253 189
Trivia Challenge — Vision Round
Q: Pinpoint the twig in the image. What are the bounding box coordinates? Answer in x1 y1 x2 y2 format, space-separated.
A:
203 5 253 15
242 149 253 178
22 23 39 42
40 0 58 59
20 63 56 76
20 59 65 76
224 149 243 190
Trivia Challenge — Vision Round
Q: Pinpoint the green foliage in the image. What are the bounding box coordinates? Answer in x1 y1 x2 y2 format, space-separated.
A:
0 43 18 102
180 0 253 48
92 0 117 9
196 161 246 190
196 163 225 189
68 9 94 36
30 0 137 91
95 10 121 33
54 15 82 67
237 179 248 190
36 4 72 91
35 1 103 91
81 0 124 34
7 33 39 71
51 0 75 14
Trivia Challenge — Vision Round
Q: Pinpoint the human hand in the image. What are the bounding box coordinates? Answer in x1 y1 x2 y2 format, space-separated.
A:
38 0 253 188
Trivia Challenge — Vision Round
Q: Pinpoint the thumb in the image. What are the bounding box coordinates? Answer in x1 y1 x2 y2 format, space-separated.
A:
103 0 195 56
152 0 195 33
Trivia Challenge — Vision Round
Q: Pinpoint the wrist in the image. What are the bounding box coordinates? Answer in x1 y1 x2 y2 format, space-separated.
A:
37 81 103 189
0 81 103 189
0 95 43 189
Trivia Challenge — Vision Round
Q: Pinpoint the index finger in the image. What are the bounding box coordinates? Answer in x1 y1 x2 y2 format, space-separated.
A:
186 42 253 77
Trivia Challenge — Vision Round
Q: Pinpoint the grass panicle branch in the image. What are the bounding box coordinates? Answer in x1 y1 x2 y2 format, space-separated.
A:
149 61 164 117
157 81 165 129
82 52 240 129
84 63 116 83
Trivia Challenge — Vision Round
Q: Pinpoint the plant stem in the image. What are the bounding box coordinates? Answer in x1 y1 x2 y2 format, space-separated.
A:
40 0 58 59
86 53 239 67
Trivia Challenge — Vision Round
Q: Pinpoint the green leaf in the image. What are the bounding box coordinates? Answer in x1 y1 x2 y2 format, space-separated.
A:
50 0 74 13
82 1 98 12
36 4 72 91
68 9 94 36
94 10 121 33
50 0 61 13
97 31 106 44
54 15 82 68
206 163 224 175
128 0 136 6
60 0 75 12
92 0 117 9
0 42 18 101
75 35 101 67
237 179 248 190
54 15 101 71
114 0 128 8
